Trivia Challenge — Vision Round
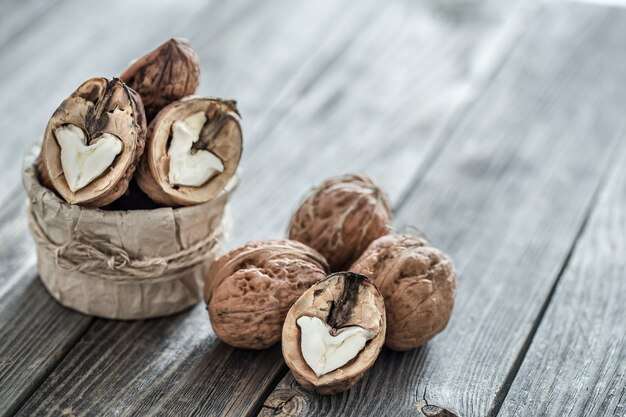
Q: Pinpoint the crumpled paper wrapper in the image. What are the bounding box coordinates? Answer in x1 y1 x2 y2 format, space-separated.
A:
22 145 236 320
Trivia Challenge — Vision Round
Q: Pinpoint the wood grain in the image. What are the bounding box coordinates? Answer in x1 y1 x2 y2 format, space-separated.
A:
498 133 626 414
227 0 530 246
259 3 626 416
9 0 527 416
0 0 379 415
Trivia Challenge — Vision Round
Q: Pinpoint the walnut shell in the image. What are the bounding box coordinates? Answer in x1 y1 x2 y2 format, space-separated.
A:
350 233 457 351
204 240 329 350
282 272 386 395
120 38 200 121
38 77 146 207
288 174 393 272
136 97 242 206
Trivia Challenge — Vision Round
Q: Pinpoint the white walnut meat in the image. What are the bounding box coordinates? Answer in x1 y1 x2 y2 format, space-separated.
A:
288 174 393 272
136 97 242 206
120 38 200 121
38 77 146 207
282 272 386 395
204 240 329 350
350 233 457 351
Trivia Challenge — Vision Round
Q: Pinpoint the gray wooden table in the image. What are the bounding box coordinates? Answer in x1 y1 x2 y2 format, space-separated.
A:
1 0 625 416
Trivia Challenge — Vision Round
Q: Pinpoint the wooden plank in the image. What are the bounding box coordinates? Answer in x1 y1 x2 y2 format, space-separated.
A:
0 1 371 415
227 0 530 246
12 1 528 416
259 3 626 417
497 137 626 413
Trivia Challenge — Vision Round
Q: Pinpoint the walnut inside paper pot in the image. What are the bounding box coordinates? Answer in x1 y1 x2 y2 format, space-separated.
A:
38 77 146 207
120 38 200 121
137 97 242 207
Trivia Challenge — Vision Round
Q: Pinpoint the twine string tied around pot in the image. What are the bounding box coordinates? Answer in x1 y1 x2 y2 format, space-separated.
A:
27 207 225 284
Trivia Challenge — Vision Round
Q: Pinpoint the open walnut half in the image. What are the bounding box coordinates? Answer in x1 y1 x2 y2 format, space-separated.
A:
38 77 146 207
136 97 242 206
282 272 386 395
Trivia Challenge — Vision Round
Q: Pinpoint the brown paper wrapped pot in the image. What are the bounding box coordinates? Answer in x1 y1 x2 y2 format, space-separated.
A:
22 145 237 320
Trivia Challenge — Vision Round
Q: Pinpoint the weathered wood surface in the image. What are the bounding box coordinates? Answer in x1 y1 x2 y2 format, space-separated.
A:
0 0 378 415
260 2 626 416
498 131 626 414
1 0 625 416
4 0 529 415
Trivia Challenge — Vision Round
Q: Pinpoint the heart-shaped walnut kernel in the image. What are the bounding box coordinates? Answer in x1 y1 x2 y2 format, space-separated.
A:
38 77 146 207
120 38 200 122
167 111 224 187
55 125 123 192
136 97 242 206
297 316 373 377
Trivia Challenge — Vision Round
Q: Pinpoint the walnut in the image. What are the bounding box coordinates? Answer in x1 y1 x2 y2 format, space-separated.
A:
38 77 146 207
350 233 457 351
282 272 386 395
120 38 200 121
288 174 393 272
204 240 329 350
136 97 242 206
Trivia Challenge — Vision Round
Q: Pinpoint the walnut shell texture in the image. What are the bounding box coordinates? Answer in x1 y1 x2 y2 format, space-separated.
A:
38 77 146 207
120 38 200 121
205 240 329 350
350 233 457 351
136 97 242 207
282 272 386 395
288 174 393 272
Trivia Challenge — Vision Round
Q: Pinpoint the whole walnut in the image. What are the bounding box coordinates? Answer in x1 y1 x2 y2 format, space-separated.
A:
204 240 329 349
120 38 200 121
350 233 456 351
288 174 392 272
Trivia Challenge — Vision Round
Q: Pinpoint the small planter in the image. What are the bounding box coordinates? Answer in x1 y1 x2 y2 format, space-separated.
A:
22 145 236 320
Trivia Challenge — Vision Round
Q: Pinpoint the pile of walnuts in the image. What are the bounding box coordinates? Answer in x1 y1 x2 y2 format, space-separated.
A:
206 173 457 394
34 37 457 396
37 38 242 209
